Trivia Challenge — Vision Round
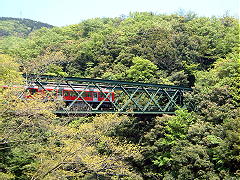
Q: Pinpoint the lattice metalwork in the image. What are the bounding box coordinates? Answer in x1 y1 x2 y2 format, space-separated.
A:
23 74 192 115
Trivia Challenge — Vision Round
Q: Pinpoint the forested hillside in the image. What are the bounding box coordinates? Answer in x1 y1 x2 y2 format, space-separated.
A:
0 17 53 37
0 12 239 179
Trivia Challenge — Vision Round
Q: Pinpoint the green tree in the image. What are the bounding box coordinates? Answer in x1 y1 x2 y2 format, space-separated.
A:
126 57 158 82
0 54 22 85
0 54 57 179
32 114 143 179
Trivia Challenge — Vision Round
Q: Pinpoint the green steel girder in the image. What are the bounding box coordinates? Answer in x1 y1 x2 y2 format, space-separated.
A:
55 110 176 115
23 74 192 91
22 74 193 115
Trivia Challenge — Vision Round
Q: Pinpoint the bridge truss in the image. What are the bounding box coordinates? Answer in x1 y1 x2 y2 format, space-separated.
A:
23 74 193 115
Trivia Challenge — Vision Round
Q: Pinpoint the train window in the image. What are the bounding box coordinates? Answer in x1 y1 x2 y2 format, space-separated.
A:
73 92 78 96
86 92 91 97
69 91 75 97
93 92 97 98
81 92 86 97
64 91 69 96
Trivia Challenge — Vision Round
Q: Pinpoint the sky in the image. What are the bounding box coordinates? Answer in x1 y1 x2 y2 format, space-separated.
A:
1 0 239 26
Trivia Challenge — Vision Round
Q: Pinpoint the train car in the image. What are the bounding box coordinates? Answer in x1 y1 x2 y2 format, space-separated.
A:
25 85 115 110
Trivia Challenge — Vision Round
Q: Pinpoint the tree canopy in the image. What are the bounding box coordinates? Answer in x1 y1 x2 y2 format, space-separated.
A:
0 12 239 179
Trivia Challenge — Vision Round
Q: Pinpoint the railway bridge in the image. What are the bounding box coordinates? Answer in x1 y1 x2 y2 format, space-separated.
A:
23 74 193 115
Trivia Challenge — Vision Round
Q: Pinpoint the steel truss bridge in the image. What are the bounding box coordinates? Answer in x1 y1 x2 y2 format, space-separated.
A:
24 74 193 115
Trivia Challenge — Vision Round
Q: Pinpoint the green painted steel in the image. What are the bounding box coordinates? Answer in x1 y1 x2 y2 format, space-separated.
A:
23 74 193 115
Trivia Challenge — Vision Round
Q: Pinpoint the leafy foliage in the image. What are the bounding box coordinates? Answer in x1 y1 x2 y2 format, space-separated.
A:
0 12 239 179
126 57 158 82
0 54 23 85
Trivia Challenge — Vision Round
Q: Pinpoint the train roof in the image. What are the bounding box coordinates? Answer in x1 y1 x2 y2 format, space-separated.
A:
27 85 113 92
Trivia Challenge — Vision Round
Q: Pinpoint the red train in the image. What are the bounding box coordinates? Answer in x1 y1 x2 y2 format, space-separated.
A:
4 85 115 110
26 85 114 102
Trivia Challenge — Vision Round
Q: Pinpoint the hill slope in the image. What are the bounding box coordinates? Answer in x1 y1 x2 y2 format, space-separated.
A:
0 17 54 37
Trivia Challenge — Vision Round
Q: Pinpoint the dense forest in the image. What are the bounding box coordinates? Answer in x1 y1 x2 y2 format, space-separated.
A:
0 12 239 179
